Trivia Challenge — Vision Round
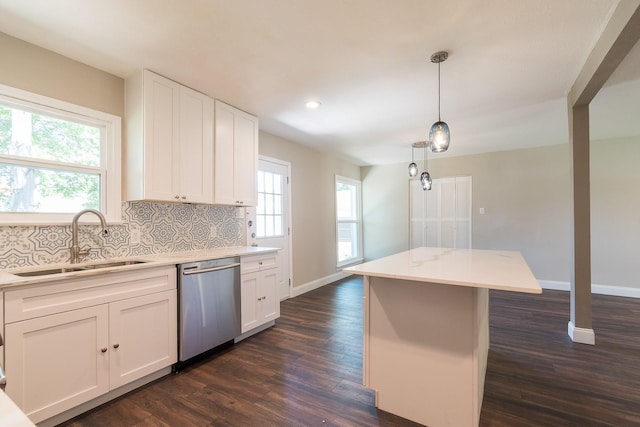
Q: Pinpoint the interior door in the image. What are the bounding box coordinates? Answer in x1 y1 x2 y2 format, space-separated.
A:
410 176 472 249
246 157 292 300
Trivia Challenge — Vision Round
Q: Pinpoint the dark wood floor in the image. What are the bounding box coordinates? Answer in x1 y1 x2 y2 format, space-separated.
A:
59 277 640 427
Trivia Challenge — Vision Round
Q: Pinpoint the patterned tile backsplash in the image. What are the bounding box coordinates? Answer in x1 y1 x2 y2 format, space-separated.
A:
0 201 244 269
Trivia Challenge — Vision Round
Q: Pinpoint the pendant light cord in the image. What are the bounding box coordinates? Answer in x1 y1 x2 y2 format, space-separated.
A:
438 61 441 121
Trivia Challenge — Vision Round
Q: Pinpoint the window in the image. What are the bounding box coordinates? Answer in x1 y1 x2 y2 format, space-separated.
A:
336 175 363 267
256 169 284 238
0 84 121 224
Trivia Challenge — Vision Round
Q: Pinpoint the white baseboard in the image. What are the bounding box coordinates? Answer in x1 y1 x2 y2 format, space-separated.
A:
538 280 640 299
291 271 350 297
568 321 596 345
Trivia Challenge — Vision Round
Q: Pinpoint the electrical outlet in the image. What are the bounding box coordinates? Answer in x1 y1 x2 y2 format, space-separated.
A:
130 226 141 244
210 225 217 238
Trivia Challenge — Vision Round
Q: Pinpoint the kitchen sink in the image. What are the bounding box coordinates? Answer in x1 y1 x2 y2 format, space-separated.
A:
14 267 89 277
79 260 148 269
13 260 149 277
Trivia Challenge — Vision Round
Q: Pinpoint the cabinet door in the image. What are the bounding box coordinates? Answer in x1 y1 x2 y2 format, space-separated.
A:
143 70 181 202
214 100 237 205
233 110 258 206
109 290 177 389
214 100 259 206
179 87 214 204
259 268 279 323
5 305 109 424
240 269 280 334
240 272 260 333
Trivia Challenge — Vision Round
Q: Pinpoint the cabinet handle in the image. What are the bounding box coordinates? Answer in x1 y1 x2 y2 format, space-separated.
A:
113 343 120 349
258 261 263 265
174 195 180 200
100 347 108 353
181 196 186 200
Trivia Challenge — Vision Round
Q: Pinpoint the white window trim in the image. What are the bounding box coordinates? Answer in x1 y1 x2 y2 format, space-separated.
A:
0 83 121 225
335 174 363 268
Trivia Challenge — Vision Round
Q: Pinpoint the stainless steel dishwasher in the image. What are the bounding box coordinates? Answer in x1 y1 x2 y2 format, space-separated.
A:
177 257 241 368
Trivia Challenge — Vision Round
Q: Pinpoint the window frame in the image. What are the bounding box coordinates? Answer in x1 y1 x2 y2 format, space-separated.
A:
0 83 121 224
335 174 363 268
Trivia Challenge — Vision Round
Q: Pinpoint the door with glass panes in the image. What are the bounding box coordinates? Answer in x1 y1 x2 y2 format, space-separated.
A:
246 157 291 300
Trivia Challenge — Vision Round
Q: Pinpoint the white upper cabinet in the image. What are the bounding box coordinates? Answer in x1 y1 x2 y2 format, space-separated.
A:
214 100 258 206
126 70 214 204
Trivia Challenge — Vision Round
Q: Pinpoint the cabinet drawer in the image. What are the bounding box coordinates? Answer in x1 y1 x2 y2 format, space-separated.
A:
241 254 277 274
5 266 177 323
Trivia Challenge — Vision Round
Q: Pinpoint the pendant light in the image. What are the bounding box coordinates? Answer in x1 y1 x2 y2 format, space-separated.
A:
429 51 450 153
410 141 432 191
420 141 432 191
408 145 418 177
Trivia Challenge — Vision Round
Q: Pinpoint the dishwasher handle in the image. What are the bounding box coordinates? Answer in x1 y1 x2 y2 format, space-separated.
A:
182 262 240 276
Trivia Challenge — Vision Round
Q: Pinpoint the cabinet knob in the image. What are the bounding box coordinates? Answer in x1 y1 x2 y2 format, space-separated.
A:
174 195 180 200
113 343 120 349
100 347 108 353
181 196 186 200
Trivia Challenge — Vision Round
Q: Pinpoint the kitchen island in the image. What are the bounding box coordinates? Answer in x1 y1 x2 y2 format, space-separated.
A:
344 247 541 427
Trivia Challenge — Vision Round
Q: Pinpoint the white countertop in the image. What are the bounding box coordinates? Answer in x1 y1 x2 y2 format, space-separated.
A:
0 246 279 289
0 392 35 427
344 247 541 293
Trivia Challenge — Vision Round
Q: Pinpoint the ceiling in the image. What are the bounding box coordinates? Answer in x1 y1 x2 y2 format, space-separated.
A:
0 0 637 166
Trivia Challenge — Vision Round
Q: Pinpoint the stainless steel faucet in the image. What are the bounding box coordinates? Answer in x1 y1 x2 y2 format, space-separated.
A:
70 209 109 264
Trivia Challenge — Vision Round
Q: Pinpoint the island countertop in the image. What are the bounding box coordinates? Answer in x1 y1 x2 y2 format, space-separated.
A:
344 247 541 294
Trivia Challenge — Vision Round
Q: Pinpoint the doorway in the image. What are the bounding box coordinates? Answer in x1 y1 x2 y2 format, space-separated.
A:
246 156 292 300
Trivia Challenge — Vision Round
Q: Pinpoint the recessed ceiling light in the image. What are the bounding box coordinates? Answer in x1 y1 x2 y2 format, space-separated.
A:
305 100 321 109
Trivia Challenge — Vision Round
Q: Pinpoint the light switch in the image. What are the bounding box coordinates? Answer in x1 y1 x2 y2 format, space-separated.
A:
479 207 485 215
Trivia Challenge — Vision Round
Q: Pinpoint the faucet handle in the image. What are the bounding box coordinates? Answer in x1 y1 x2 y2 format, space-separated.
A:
101 229 109 237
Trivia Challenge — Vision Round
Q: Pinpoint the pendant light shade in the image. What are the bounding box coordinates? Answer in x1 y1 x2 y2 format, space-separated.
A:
420 171 432 191
429 51 450 153
408 145 418 176
408 162 418 177
429 121 450 153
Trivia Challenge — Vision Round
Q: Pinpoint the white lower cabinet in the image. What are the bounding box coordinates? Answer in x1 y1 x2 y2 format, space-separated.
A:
5 305 110 423
109 291 177 389
3 267 177 424
240 254 279 334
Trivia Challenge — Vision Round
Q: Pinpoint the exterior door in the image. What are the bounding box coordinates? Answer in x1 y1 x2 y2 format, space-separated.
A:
246 156 292 300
